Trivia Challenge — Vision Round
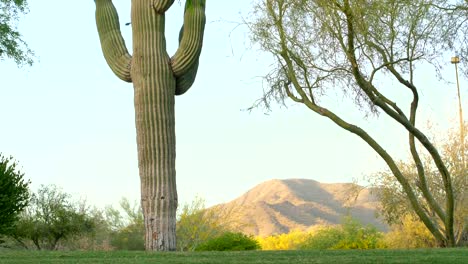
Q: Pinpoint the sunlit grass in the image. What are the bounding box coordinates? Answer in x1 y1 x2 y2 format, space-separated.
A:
0 248 467 264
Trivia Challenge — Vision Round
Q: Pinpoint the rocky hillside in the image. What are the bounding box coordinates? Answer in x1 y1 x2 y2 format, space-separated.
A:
212 178 387 237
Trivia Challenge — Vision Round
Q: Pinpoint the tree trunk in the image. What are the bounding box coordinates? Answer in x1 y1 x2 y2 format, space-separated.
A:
132 1 178 251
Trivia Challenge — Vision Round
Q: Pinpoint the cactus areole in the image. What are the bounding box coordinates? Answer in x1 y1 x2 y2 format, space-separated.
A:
94 0 206 251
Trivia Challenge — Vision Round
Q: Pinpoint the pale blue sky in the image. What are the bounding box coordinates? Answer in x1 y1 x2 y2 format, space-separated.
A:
0 0 465 208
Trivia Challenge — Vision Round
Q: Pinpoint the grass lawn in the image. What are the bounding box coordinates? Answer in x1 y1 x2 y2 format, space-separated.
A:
0 248 467 264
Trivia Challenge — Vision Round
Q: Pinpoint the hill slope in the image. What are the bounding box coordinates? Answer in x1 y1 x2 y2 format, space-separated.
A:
213 178 387 237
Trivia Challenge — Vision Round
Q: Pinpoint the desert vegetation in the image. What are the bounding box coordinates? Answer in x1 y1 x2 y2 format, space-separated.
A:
1 1 467 260
1 181 464 252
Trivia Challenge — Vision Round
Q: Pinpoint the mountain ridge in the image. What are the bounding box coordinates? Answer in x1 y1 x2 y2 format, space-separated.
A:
212 178 387 237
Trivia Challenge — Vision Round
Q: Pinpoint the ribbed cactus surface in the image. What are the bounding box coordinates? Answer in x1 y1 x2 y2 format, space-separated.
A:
94 0 205 251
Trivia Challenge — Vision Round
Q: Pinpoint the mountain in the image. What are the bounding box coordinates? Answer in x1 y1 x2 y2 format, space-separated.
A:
212 178 387 237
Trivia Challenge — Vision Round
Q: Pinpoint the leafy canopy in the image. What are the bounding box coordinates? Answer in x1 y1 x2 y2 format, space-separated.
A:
12 185 95 250
0 0 34 66
0 154 30 236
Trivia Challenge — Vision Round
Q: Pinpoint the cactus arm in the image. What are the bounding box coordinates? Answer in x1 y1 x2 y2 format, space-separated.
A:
95 0 132 82
170 0 206 78
152 0 175 13
174 25 199 95
175 60 199 95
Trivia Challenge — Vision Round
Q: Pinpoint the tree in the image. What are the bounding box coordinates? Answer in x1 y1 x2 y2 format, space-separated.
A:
11 185 95 250
247 0 467 247
93 0 206 251
369 123 467 246
0 154 30 237
0 0 34 66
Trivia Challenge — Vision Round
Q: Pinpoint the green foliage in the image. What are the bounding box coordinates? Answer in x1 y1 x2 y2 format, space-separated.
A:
257 217 385 251
10 185 95 250
332 217 385 249
176 197 228 251
107 198 144 251
384 214 438 249
0 154 30 237
257 229 311 250
109 223 144 251
368 124 468 246
64 197 146 251
60 207 114 251
300 227 346 250
247 0 467 247
0 0 34 66
195 232 260 251
300 217 385 250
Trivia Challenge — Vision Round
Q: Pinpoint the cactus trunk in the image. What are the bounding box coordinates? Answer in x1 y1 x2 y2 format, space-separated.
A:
94 0 206 251
132 1 177 251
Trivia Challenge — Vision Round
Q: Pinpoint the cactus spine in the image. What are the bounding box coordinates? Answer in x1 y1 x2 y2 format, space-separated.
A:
94 0 206 251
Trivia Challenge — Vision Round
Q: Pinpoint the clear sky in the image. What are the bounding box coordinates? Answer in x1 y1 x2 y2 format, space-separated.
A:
0 0 465 209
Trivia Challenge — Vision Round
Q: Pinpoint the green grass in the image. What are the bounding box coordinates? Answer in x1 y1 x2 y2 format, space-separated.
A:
0 248 466 264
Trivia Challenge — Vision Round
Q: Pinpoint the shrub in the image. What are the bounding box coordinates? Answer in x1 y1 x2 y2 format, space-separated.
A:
300 217 385 250
332 217 385 249
176 197 227 251
300 226 345 250
195 232 260 251
106 198 144 251
384 214 437 248
109 223 144 250
258 229 311 250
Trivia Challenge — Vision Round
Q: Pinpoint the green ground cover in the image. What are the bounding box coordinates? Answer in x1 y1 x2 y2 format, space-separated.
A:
0 248 467 264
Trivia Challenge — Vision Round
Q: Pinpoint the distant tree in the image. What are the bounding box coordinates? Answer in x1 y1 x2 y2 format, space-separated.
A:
369 124 467 246
0 0 34 66
0 154 30 238
11 185 94 250
247 0 467 247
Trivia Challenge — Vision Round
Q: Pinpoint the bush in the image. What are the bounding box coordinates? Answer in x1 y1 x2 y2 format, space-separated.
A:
176 197 227 251
106 198 144 251
195 232 260 251
300 226 345 250
332 217 385 249
300 217 385 250
258 229 312 250
384 214 437 248
109 223 144 251
0 154 30 237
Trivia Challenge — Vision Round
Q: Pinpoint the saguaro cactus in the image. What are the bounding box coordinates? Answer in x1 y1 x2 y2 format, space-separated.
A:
94 0 206 251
